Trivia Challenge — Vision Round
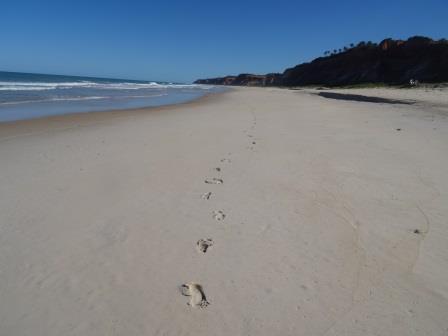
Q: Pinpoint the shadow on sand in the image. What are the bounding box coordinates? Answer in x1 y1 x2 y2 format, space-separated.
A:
317 92 415 105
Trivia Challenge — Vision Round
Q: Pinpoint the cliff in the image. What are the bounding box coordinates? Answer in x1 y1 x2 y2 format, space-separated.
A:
194 36 448 87
195 73 282 86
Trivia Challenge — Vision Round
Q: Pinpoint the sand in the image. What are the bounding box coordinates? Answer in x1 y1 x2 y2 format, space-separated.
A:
0 87 447 335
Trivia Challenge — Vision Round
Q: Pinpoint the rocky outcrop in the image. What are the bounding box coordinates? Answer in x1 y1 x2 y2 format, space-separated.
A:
195 73 282 86
195 76 237 85
194 36 448 87
379 38 406 51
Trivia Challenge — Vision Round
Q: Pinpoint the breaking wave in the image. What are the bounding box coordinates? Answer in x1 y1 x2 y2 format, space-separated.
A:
0 71 220 122
0 81 211 91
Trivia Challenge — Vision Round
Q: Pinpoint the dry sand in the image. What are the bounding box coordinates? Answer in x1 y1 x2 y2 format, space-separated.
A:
0 87 447 335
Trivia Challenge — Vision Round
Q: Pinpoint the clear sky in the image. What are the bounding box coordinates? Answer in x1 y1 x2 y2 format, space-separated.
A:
1 0 447 83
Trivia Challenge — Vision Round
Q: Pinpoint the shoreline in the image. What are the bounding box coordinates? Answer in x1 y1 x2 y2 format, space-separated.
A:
0 89 230 140
2 85 447 140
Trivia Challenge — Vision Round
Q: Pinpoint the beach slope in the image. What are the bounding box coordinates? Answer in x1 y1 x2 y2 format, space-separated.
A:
1 87 448 335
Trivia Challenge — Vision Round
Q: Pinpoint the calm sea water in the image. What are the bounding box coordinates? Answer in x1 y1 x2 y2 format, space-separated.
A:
0 71 218 122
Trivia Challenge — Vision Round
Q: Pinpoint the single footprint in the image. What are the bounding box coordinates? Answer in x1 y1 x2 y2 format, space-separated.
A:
220 158 231 163
205 178 223 184
201 192 212 200
180 283 209 308
197 238 213 253
212 210 226 221
215 167 221 172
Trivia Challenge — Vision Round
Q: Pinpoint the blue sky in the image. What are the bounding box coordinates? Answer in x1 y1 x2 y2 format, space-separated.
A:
1 0 447 83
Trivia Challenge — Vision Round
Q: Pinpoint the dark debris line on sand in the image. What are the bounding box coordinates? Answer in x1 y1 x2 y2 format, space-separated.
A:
317 92 415 105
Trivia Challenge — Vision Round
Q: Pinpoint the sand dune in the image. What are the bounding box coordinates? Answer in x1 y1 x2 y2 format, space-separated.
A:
0 87 447 335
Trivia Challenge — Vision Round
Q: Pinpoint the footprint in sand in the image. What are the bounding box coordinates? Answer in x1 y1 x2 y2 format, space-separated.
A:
205 178 223 184
215 167 221 172
220 158 231 163
180 283 210 308
197 238 214 253
212 210 226 221
201 192 212 200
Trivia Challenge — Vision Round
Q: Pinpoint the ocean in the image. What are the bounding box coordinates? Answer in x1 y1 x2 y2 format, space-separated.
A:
0 71 217 122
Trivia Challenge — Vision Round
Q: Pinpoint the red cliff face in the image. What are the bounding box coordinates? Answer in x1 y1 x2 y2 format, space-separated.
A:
379 38 405 51
194 36 448 87
380 39 391 51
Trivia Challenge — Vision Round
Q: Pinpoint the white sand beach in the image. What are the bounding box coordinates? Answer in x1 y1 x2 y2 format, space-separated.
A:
1 87 448 335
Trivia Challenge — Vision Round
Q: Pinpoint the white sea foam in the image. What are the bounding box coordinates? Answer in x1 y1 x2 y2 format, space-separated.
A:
0 81 96 91
0 93 170 106
0 96 107 105
0 81 212 91
0 86 55 91
0 81 95 87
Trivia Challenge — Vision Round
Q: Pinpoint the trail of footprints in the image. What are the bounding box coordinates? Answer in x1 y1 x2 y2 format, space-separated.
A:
244 109 258 151
181 111 257 308
181 157 230 308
